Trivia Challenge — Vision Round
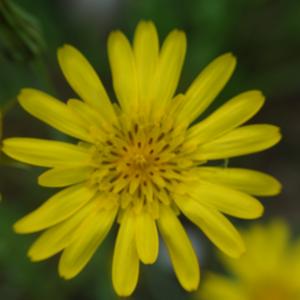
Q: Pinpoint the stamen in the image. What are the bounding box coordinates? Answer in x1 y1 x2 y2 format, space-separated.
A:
157 133 165 142
93 117 188 210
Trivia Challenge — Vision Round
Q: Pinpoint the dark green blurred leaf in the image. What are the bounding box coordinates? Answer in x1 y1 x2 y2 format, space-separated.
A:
0 102 29 169
0 0 46 62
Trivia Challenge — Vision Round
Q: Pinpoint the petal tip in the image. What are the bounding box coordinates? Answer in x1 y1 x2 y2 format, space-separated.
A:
139 255 158 265
256 204 265 218
220 52 237 69
182 273 200 292
13 221 25 234
58 44 72 53
27 250 41 262
17 88 35 105
57 44 75 63
58 266 75 280
274 180 283 195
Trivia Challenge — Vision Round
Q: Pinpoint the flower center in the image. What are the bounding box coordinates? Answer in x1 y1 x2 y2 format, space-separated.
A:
89 117 194 216
133 153 147 166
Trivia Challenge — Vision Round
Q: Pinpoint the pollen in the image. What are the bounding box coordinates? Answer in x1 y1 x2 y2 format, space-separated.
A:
89 118 191 216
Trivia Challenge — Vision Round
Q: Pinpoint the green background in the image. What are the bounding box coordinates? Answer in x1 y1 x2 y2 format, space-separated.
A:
0 0 300 299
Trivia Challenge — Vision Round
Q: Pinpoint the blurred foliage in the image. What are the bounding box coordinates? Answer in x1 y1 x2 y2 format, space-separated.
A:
0 0 300 299
0 0 45 62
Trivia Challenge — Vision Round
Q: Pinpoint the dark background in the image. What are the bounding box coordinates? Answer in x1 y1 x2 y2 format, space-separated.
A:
0 0 299 299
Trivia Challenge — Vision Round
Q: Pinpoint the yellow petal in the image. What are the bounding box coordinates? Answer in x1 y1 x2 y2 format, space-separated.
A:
57 44 116 123
187 181 264 219
222 222 289 280
262 220 289 271
175 196 245 258
151 30 186 118
28 201 96 261
67 99 109 132
196 124 281 160
135 210 159 264
133 21 159 117
108 31 138 114
196 167 282 196
18 88 92 142
14 184 96 233
38 166 93 187
175 53 236 124
112 209 139 297
187 90 265 144
2 138 91 167
200 273 246 300
59 206 117 279
158 204 200 291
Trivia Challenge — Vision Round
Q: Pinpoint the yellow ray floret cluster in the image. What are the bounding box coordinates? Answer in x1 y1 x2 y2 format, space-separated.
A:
2 21 281 296
199 221 300 300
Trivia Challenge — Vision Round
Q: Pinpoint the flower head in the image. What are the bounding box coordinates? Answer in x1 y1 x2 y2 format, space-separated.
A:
199 220 300 300
3 21 281 296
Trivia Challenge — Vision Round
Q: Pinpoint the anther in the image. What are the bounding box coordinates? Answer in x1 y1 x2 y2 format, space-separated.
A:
128 131 133 141
161 144 170 152
157 133 165 142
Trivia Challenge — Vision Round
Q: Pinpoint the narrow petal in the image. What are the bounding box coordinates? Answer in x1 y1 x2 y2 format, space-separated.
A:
196 167 282 196
57 44 116 123
186 181 264 219
59 206 117 279
38 166 93 187
14 184 96 233
158 204 200 291
18 88 92 142
67 99 110 133
175 53 236 124
135 210 159 264
28 201 96 261
196 124 281 160
187 90 265 145
2 138 91 167
175 196 245 258
151 30 186 118
112 209 139 297
108 31 138 114
133 21 159 116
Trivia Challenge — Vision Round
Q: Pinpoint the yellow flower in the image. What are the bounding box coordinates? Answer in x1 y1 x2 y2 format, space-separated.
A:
199 220 300 300
3 21 281 296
